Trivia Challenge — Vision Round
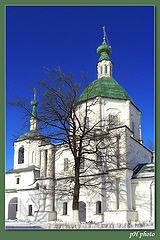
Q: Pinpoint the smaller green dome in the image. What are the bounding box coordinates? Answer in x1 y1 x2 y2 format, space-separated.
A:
16 130 50 142
78 77 133 103
31 100 38 119
31 100 38 106
97 40 112 63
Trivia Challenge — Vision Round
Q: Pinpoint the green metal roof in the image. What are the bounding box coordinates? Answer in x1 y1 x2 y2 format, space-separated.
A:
78 77 133 103
132 163 154 179
16 130 50 142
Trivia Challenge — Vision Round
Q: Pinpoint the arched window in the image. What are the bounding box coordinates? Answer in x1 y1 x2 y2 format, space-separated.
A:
109 114 118 127
18 147 24 164
101 66 103 74
96 201 102 214
105 65 107 73
8 197 18 220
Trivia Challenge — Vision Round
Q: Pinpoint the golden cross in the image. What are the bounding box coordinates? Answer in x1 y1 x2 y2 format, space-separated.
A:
34 88 36 100
103 26 106 41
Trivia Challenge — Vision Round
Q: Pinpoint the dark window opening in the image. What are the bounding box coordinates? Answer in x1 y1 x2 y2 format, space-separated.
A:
28 205 33 216
105 65 107 73
101 66 103 74
18 147 24 164
109 114 118 127
96 201 102 214
63 202 67 215
16 178 20 184
15 203 18 212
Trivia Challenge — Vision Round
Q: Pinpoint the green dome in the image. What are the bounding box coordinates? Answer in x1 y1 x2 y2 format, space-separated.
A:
16 130 50 142
31 100 38 106
31 99 38 119
97 40 112 63
78 77 133 103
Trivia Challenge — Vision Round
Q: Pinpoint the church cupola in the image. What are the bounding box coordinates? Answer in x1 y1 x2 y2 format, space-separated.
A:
30 88 38 131
97 26 113 78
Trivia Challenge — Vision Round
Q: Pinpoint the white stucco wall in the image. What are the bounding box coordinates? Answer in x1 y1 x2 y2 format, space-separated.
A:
132 178 154 222
75 97 141 141
126 128 152 170
5 189 43 221
5 170 41 221
14 140 42 169
129 102 142 141
5 170 38 190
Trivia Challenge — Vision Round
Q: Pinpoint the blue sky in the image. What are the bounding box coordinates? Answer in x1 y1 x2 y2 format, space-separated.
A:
6 5 154 171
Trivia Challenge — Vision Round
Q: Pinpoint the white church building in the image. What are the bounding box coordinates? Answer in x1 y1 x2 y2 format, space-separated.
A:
5 30 154 226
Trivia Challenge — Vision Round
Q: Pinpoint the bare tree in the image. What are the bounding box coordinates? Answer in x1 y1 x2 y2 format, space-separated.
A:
147 139 154 152
9 67 127 222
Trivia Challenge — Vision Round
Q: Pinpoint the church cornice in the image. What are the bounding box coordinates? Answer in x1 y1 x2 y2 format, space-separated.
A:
130 136 153 154
47 167 133 182
6 165 40 174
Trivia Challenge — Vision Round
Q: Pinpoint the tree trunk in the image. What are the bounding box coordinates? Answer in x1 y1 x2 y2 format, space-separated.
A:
72 157 80 224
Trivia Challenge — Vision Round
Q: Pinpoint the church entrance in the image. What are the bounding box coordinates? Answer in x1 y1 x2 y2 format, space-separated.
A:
79 201 86 222
8 197 18 220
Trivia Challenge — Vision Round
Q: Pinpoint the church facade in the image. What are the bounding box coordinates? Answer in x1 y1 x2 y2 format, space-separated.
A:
5 31 154 225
